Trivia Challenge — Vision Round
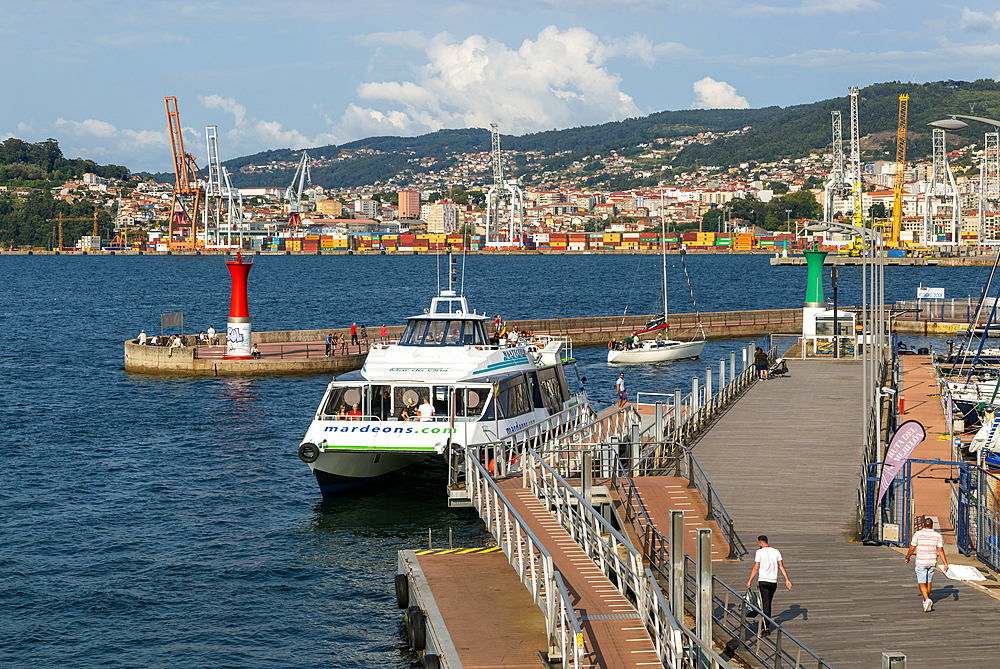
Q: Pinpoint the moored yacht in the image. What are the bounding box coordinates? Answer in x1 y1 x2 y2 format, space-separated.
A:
297 289 589 496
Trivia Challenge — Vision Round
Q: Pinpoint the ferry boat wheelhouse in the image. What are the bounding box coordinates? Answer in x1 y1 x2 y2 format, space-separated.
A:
297 291 588 496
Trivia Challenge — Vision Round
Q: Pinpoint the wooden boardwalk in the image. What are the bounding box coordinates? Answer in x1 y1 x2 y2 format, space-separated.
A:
495 477 660 668
685 358 1000 669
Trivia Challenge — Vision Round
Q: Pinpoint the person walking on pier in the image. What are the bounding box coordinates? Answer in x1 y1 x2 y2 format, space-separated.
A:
350 322 359 346
616 373 627 408
747 536 792 635
755 347 769 380
325 333 334 357
905 517 950 612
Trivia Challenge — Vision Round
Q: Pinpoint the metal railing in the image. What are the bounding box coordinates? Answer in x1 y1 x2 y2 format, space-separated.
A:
638 343 776 447
508 309 802 339
466 454 584 667
192 341 370 359
893 298 974 323
522 446 739 669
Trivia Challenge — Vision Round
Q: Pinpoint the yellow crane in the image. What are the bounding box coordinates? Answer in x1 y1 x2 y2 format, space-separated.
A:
45 210 100 251
890 94 909 248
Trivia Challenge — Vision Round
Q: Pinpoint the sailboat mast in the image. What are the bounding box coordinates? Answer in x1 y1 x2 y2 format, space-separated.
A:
661 192 668 320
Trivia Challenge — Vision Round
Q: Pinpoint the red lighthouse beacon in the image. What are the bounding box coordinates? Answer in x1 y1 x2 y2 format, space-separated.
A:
225 252 253 358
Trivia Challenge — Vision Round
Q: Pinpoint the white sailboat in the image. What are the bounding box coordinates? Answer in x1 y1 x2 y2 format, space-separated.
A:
608 219 705 364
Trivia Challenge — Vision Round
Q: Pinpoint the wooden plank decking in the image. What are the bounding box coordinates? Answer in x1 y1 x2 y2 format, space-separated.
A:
684 358 1000 669
416 550 549 668
495 477 660 668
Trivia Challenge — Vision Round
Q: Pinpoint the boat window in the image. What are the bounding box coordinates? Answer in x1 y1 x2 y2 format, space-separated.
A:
554 364 570 402
324 385 365 417
455 387 489 418
371 385 392 420
536 367 564 414
443 321 464 346
393 386 429 418
399 320 429 346
526 372 544 409
433 385 450 416
495 375 532 419
426 320 448 345
463 322 481 345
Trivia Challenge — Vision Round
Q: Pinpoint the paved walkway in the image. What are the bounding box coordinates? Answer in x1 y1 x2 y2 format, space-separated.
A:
686 358 1000 669
496 477 659 668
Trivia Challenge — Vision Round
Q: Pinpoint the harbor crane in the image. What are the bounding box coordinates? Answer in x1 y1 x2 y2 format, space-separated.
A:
485 123 524 247
165 96 205 247
889 94 908 248
849 87 863 228
283 151 311 229
46 209 100 251
203 126 246 248
823 110 853 223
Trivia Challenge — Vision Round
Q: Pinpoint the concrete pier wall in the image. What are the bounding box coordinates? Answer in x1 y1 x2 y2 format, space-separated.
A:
123 340 366 377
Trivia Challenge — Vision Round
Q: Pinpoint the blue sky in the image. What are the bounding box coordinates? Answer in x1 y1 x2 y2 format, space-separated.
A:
3 0 1000 173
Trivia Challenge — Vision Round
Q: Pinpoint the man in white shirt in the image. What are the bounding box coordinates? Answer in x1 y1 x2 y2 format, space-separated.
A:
508 329 519 346
616 373 627 407
207 325 217 345
138 330 146 345
905 517 950 612
746 535 792 635
418 396 435 422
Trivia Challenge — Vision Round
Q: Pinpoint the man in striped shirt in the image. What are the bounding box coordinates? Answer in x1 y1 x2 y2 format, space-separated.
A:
904 517 950 612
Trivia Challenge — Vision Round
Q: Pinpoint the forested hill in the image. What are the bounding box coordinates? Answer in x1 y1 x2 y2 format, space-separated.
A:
154 78 1000 190
0 138 130 186
673 79 1000 169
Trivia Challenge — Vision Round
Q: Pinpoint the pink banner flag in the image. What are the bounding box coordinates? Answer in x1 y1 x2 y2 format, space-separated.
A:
877 420 926 506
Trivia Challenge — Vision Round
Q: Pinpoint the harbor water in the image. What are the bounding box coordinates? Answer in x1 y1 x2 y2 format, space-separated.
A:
0 253 987 667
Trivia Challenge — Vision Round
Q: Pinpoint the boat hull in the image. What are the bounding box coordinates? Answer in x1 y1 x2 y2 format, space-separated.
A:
608 340 705 364
309 450 435 496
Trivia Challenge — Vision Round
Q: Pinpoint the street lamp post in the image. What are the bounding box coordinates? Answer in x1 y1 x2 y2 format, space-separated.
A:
786 209 792 233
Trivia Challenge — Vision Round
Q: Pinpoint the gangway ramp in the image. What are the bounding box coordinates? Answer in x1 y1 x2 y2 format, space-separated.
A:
494 476 660 667
612 476 732 562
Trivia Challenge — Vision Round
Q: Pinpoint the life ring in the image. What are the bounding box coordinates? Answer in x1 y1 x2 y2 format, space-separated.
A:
298 443 320 463
406 605 426 650
395 573 409 609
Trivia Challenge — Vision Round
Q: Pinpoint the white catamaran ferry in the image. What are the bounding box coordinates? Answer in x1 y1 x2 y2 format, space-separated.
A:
297 289 589 496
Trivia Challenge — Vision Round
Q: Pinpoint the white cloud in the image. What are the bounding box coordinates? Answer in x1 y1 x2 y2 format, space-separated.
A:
342 26 644 139
960 8 1000 32
198 94 338 153
691 77 749 109
55 118 119 138
745 0 880 16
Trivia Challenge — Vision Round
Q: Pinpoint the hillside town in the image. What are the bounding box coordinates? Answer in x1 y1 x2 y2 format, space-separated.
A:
15 124 998 254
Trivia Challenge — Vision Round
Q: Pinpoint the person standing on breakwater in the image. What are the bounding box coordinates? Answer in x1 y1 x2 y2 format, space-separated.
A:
746 535 791 635
207 325 217 346
616 373 627 408
360 324 368 344
380 324 387 342
905 517 950 612
325 333 333 357
138 330 146 345
350 322 358 346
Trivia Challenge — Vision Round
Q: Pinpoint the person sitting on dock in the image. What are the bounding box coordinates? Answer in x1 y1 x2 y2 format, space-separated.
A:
197 331 208 344
167 335 184 357
418 396 435 422
251 343 260 359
